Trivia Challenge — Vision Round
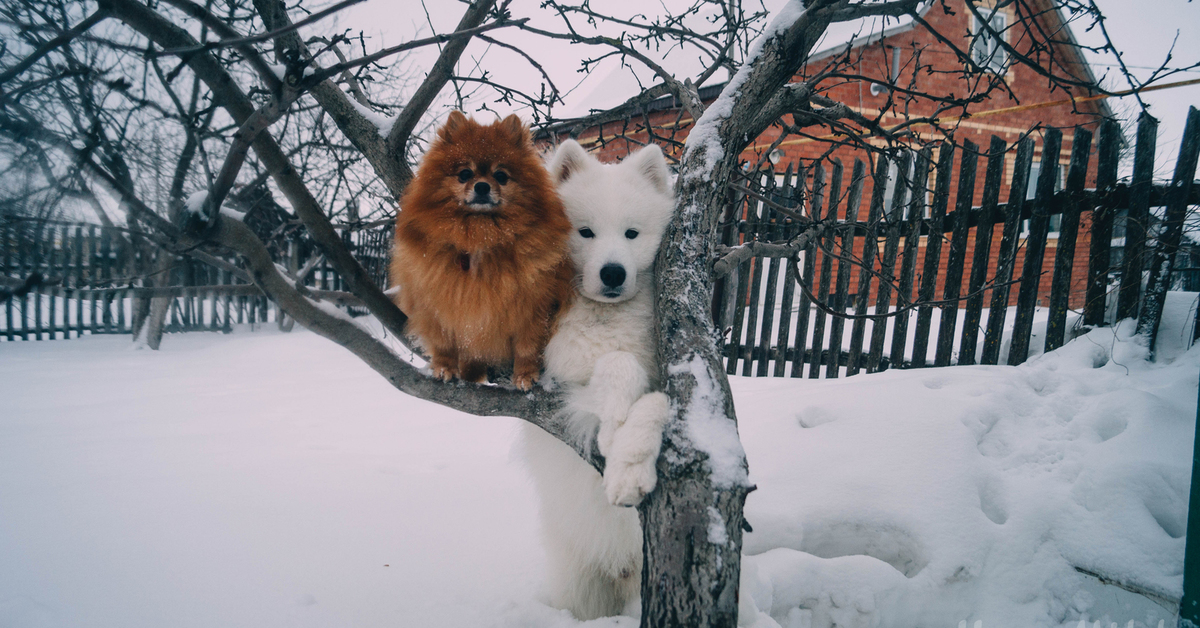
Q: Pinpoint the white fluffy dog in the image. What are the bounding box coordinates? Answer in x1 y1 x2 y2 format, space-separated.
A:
516 140 675 620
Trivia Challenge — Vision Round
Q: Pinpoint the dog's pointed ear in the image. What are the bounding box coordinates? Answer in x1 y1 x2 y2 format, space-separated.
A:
549 139 590 184
628 144 672 194
439 111 469 143
498 114 530 146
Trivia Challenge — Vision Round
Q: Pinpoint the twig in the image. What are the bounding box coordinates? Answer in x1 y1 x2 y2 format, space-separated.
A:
154 0 367 57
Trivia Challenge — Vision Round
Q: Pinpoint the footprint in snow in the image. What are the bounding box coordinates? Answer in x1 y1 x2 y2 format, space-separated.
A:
796 406 841 428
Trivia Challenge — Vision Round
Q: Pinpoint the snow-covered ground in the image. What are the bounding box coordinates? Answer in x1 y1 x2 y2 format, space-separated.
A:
1 295 1197 628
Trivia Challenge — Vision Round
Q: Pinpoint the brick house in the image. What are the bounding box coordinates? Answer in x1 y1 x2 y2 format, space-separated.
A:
550 0 1114 310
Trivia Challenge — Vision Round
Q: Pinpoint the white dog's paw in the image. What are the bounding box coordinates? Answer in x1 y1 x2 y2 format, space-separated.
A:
602 392 670 507
605 457 658 507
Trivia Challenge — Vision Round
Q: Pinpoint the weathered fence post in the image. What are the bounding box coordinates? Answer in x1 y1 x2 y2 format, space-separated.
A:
959 136 1007 365
1009 128 1063 366
826 159 867 377
771 165 800 377
934 138 979 367
4 220 14 341
1083 119 1121 327
847 155 889 376
1045 127 1093 353
890 147 933 369
1116 113 1158 322
807 161 837 378
868 150 912 373
1138 106 1200 357
912 142 956 368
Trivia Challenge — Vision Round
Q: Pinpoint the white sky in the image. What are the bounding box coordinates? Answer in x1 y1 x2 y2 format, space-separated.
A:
331 0 1200 176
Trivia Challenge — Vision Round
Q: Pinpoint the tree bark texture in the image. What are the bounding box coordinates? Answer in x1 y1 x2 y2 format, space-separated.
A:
640 3 838 625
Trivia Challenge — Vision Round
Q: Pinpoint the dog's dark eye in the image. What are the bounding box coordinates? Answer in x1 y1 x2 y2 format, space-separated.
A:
578 228 595 238
625 229 639 239
494 171 509 185
458 169 473 182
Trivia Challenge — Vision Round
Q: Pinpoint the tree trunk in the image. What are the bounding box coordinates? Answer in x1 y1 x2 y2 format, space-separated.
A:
640 117 753 628
145 251 174 349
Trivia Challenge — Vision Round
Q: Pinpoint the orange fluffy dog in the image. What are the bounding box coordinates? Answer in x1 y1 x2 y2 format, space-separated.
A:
390 111 573 390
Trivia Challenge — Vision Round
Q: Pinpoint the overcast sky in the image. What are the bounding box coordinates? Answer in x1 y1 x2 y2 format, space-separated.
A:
334 0 1200 177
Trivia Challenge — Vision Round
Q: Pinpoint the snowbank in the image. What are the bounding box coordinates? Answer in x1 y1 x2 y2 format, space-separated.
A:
0 294 1196 628
738 317 1194 628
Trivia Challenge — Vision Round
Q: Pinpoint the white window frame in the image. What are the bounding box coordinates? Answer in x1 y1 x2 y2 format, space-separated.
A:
971 9 1008 74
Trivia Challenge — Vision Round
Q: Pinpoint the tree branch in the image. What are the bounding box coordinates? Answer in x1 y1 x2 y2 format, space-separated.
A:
0 8 109 86
386 0 497 172
100 0 410 344
205 214 599 471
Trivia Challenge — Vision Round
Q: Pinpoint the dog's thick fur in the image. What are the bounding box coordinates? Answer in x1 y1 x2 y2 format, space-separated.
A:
517 140 675 620
390 112 573 390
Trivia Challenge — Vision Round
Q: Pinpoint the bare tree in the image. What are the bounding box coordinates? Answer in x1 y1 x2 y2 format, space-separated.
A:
1 0 1193 625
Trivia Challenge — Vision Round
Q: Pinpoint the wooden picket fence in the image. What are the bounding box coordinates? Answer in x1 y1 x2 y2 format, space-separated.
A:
0 217 394 341
6 111 1200 368
716 109 1200 377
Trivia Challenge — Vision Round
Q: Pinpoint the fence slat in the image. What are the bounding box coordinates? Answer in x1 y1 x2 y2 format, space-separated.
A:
33 222 44 340
74 225 84 338
3 220 13 338
847 157 889 376
755 178 782 376
116 233 128 334
754 235 780 375
772 164 800 377
725 248 752 373
89 226 99 336
1009 128 1064 365
1084 119 1121 326
890 147 933 368
912 142 957 368
222 267 233 332
1117 113 1159 322
792 166 823 377
935 139 979 366
740 201 769 376
1045 127 1094 353
4 221 13 341
1138 106 1200 356
100 226 114 333
808 162 838 378
207 262 218 331
868 151 912 372
18 223 30 340
981 137 1034 364
959 136 1006 365
47 224 60 340
826 159 867 378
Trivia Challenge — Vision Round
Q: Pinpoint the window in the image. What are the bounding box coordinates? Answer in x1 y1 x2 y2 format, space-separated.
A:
1020 160 1065 237
970 9 1008 73
880 158 905 221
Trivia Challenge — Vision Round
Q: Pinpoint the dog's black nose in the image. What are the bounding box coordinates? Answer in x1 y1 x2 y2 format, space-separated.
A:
600 264 626 288
474 181 491 196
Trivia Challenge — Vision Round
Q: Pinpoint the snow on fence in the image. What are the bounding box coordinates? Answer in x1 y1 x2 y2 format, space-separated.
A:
0 217 394 341
716 111 1200 376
